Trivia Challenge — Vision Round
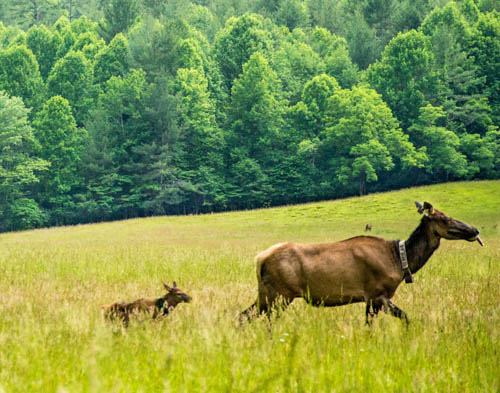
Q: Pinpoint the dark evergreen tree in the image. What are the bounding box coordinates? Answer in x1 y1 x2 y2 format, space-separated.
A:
98 0 139 42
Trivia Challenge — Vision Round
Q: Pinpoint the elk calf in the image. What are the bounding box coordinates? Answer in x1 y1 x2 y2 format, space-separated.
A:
102 282 191 326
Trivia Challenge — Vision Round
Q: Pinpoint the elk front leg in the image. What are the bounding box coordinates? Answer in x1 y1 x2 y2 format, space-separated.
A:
387 300 409 325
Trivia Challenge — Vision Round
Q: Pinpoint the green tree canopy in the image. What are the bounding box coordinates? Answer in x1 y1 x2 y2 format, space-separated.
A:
26 24 61 80
408 104 468 180
0 91 49 230
366 30 438 130
468 11 500 126
228 52 285 163
214 13 272 90
98 0 139 43
0 45 45 111
321 85 426 195
32 95 86 224
47 50 94 125
93 33 130 85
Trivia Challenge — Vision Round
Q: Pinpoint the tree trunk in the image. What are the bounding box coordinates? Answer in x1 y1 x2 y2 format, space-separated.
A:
359 171 366 196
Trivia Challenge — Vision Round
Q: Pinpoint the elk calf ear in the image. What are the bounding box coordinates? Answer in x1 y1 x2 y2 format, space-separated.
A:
415 201 424 214
423 202 434 215
163 282 171 291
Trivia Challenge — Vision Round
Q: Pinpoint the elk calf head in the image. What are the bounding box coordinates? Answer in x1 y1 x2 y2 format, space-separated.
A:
157 282 192 316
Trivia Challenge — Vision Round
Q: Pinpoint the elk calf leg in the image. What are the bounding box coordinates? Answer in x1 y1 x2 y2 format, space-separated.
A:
239 302 259 324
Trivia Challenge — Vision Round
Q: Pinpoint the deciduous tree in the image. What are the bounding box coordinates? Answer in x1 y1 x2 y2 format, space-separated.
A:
0 45 45 111
321 85 426 195
0 92 48 230
47 50 94 125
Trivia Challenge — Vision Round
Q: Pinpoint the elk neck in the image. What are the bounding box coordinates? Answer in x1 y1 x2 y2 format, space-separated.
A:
404 217 441 274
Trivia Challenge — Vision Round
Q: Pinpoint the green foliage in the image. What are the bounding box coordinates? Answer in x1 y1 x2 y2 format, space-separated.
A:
409 105 468 180
459 132 496 177
47 50 94 125
174 67 226 210
177 38 205 72
0 45 45 111
0 91 48 231
99 0 139 42
93 33 130 84
228 52 285 162
32 96 86 224
4 197 46 229
0 0 499 231
53 16 76 59
71 30 101 52
214 13 272 90
26 25 60 80
344 9 379 69
321 85 426 195
292 27 359 88
291 73 340 141
366 30 438 130
275 0 310 31
71 14 98 35
4 0 59 29
271 39 323 104
0 23 25 49
82 69 153 219
128 17 196 80
467 11 500 126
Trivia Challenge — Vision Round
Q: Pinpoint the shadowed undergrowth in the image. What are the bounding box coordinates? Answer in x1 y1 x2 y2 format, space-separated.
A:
0 181 499 392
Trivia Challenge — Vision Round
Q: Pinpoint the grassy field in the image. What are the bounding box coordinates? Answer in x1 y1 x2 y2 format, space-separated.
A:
0 181 499 393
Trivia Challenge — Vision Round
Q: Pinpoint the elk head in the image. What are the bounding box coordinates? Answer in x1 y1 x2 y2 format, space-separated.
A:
415 201 483 246
160 281 192 313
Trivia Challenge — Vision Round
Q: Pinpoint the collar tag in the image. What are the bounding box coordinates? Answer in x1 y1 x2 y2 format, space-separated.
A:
398 240 414 284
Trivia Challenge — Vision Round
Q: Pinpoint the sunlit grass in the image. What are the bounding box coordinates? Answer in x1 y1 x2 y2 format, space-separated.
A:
0 181 499 392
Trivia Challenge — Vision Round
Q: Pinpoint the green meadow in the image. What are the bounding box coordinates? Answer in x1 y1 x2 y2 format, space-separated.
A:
0 181 499 393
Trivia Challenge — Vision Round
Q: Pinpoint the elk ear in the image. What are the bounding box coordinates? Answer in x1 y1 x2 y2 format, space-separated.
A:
173 281 177 288
415 201 424 214
163 282 171 291
423 202 434 216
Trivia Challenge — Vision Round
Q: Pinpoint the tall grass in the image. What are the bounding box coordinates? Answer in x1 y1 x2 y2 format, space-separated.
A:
0 181 499 392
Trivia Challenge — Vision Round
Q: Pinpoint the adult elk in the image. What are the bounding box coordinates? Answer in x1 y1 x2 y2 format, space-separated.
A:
240 202 483 324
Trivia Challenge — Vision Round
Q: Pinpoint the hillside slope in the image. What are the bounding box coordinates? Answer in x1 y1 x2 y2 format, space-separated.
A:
0 180 499 393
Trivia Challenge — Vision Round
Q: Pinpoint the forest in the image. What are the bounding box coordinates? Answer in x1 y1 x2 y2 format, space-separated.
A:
0 0 499 232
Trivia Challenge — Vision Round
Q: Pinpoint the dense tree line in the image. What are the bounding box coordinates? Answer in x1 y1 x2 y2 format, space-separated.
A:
0 0 499 231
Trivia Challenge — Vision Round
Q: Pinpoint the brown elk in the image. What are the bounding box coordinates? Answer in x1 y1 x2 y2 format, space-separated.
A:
102 282 192 326
240 202 483 324
365 224 372 232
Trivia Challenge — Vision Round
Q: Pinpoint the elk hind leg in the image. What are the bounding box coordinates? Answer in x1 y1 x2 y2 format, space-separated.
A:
239 302 258 324
365 299 384 325
238 287 276 324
